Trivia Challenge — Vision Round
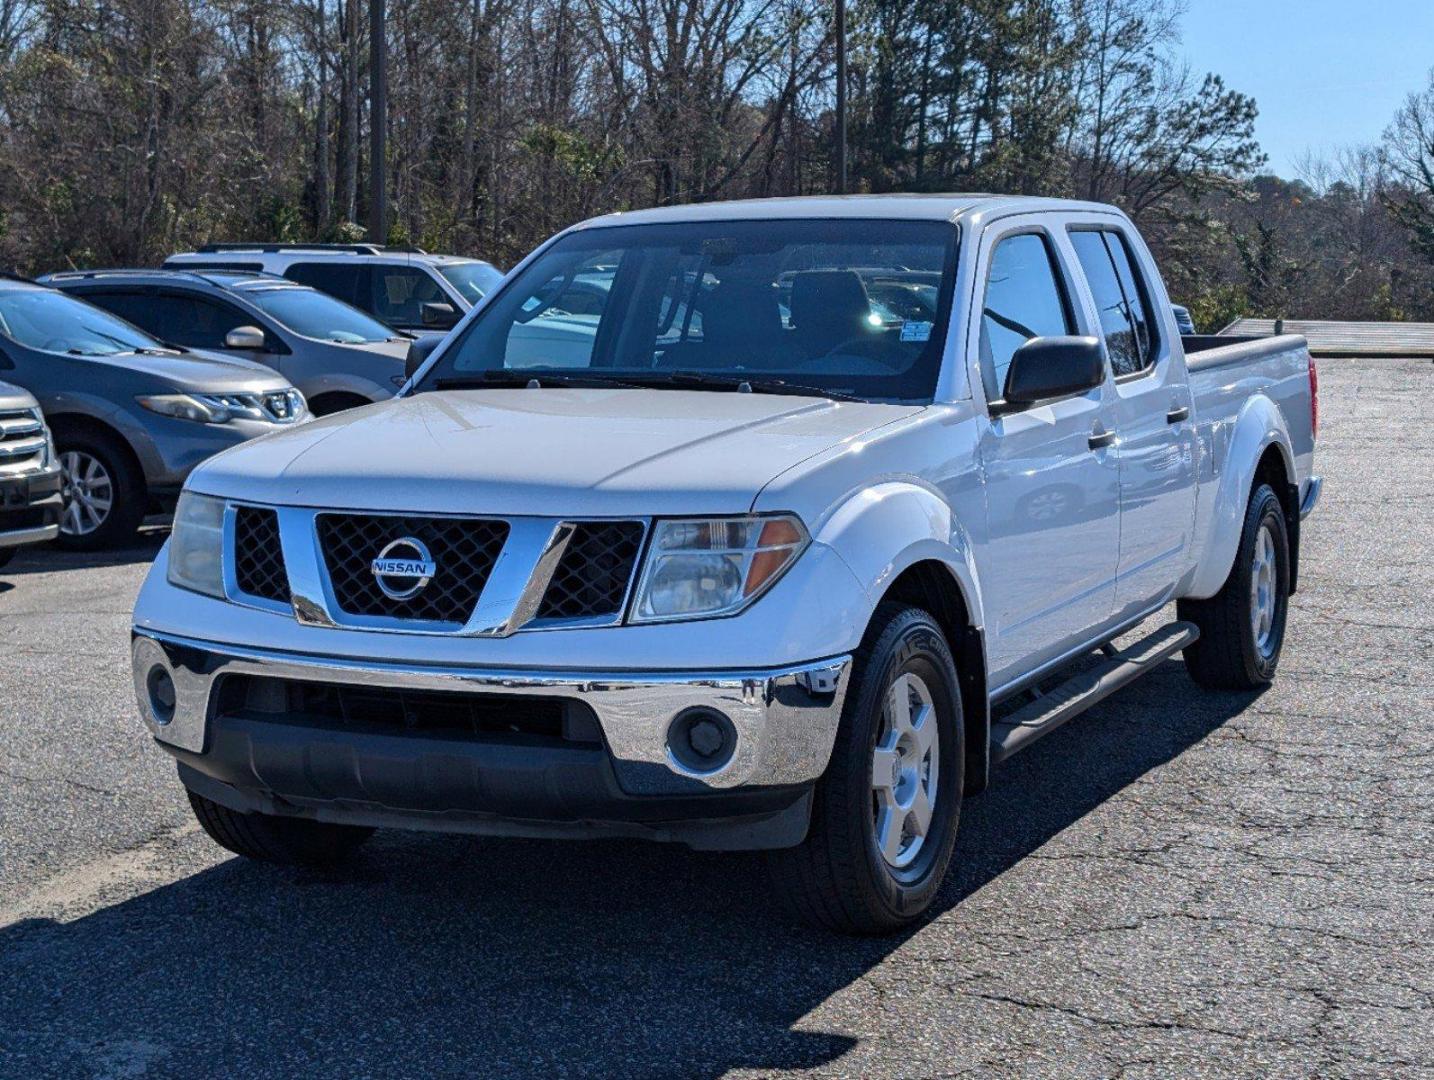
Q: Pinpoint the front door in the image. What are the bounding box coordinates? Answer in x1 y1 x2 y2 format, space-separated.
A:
971 224 1121 690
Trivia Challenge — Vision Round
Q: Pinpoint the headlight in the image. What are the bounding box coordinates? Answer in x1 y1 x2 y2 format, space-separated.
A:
168 492 226 599
630 514 808 622
136 394 231 424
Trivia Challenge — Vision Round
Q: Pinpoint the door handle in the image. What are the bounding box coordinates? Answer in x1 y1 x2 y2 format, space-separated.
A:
1166 406 1191 424
1088 429 1116 451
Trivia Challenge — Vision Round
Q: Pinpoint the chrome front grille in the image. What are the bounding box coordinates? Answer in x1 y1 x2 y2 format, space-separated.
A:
535 521 645 622
233 506 289 603
0 407 47 473
228 505 648 633
316 513 510 625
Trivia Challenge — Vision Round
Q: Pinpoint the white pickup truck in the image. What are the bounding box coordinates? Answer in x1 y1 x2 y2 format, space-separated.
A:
131 195 1319 934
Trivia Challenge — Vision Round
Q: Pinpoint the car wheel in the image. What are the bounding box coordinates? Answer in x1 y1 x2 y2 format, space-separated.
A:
307 392 373 417
0 547 15 569
767 603 964 935
187 789 374 866
1179 482 1291 690
55 432 147 550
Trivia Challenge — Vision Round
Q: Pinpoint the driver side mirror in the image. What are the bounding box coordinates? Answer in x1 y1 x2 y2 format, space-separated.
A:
420 301 459 329
995 336 1104 413
224 325 267 351
404 335 442 381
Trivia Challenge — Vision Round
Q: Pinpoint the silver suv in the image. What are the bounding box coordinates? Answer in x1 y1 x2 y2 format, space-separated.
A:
162 244 504 336
42 269 411 416
0 379 61 567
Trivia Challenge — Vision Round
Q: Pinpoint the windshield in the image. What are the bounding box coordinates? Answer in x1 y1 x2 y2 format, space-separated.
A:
438 261 505 306
0 287 167 356
416 219 959 403
243 286 395 343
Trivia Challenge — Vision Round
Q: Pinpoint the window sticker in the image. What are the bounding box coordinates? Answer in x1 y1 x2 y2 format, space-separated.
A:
900 320 933 343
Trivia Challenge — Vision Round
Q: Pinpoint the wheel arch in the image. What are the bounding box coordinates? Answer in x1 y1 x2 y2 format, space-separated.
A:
46 410 149 494
1186 395 1296 599
814 481 991 796
877 559 991 797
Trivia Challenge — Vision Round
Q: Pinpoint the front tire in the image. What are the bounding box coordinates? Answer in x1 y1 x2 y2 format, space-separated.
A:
767 604 964 935
1179 482 1291 689
187 789 374 866
54 431 146 550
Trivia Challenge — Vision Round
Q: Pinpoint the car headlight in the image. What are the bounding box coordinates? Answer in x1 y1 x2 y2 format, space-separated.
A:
630 514 808 622
168 492 226 599
136 394 231 424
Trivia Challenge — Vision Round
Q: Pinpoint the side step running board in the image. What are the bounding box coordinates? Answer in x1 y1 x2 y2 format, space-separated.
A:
990 621 1200 764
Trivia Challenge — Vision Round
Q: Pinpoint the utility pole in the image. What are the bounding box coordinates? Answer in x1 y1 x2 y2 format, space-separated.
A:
834 0 847 194
368 0 387 242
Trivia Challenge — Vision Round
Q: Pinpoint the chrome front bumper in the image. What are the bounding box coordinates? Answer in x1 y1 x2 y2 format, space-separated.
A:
132 630 851 795
0 462 62 548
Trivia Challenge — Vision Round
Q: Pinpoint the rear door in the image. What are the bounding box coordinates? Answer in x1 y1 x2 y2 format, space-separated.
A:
970 218 1121 689
283 262 365 311
1067 225 1196 616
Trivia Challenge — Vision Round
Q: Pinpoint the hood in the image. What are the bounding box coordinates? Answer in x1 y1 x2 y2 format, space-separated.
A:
57 348 290 393
188 387 920 516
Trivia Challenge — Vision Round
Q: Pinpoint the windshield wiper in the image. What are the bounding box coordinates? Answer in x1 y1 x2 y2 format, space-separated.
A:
433 370 648 391
639 371 864 402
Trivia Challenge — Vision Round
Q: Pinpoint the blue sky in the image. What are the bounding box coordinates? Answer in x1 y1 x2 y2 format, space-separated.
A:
1179 0 1434 178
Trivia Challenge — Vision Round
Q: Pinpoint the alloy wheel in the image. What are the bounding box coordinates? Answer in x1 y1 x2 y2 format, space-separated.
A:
59 450 114 537
871 671 940 870
1249 523 1277 656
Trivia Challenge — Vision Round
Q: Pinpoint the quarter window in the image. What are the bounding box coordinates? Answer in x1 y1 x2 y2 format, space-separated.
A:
1069 229 1158 377
980 233 1074 401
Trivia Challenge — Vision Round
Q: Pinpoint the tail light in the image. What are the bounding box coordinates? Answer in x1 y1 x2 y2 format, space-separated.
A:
1308 357 1319 440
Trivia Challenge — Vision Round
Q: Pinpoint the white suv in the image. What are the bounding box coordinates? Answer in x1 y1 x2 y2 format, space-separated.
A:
164 244 504 336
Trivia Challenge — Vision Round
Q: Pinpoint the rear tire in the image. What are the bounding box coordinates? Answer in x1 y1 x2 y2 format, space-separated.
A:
1179 482 1290 690
307 392 373 417
187 789 374 866
54 430 146 551
767 604 964 935
0 547 15 569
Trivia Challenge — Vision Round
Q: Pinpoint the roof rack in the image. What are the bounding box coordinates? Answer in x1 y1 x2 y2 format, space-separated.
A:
194 242 427 255
0 270 36 284
43 267 282 286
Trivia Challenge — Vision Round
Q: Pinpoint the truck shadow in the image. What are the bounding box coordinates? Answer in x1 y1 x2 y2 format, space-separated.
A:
0 661 1258 1078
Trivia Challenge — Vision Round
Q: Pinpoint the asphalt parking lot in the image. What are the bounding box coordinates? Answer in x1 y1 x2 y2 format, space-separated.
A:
1 358 1430 1079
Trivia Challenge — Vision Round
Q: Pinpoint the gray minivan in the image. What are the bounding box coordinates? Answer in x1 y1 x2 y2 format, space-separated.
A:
0 278 307 549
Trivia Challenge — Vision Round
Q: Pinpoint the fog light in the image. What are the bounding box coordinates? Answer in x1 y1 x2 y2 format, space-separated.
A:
666 707 737 774
146 665 176 726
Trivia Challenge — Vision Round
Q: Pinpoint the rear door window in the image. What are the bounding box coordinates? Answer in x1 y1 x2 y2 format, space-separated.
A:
284 262 364 308
979 232 1075 400
77 290 157 333
1069 229 1158 377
